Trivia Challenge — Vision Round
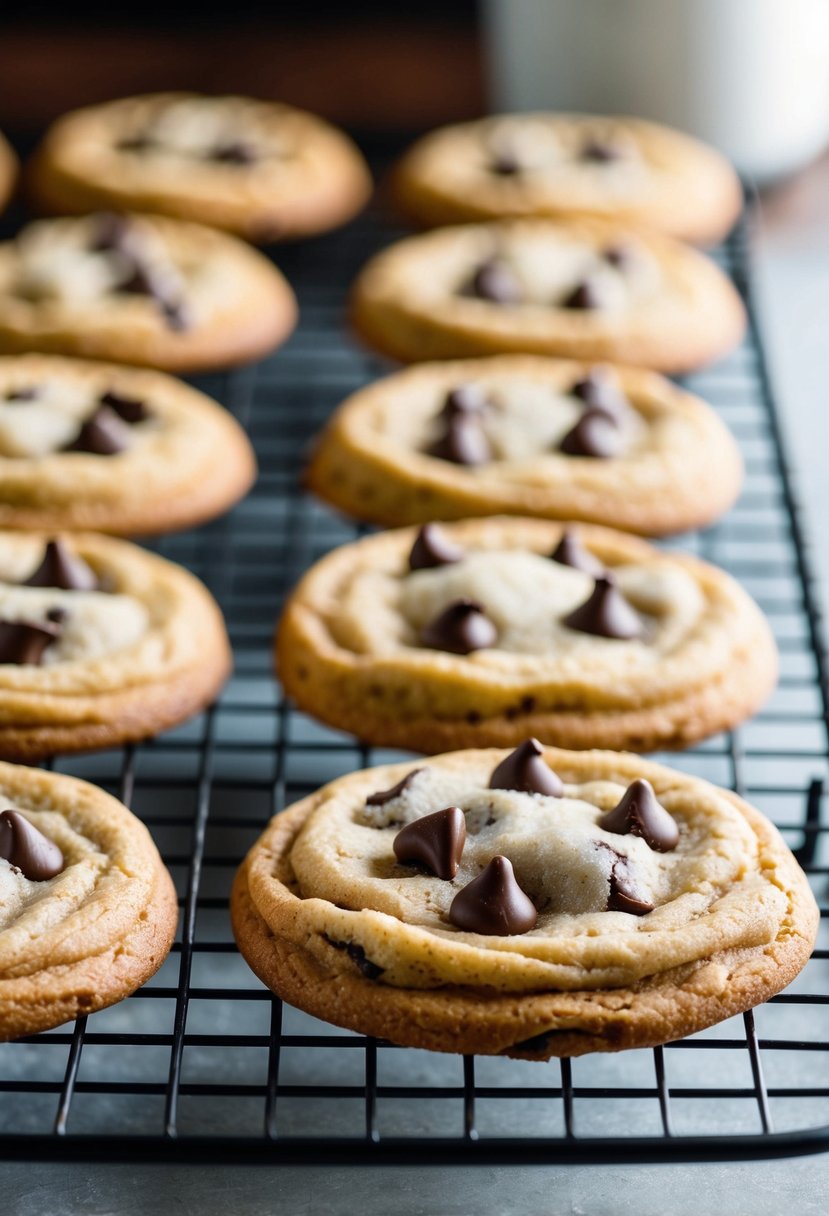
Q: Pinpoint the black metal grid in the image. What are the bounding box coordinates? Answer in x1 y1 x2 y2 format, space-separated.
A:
0 188 827 1164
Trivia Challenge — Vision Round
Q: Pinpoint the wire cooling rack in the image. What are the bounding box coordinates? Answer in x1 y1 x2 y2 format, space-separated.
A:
0 184 827 1165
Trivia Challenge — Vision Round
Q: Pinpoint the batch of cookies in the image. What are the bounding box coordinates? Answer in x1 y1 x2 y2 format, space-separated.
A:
0 98 817 1062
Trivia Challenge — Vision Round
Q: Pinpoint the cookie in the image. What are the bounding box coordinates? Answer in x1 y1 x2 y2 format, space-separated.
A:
276 518 776 754
0 530 231 759
308 356 742 535
0 762 177 1039
0 211 297 371
29 92 372 243
350 217 745 372
393 113 742 246
232 747 817 1058
0 354 255 534
0 131 17 217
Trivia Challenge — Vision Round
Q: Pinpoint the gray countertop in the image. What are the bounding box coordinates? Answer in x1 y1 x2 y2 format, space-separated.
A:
4 172 829 1215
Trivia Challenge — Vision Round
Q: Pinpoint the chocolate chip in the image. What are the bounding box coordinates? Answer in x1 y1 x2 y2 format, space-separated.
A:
465 258 523 304
0 809 64 881
440 384 488 420
23 539 98 592
421 598 498 655
598 778 679 852
117 263 158 297
99 390 150 425
570 369 627 420
449 855 537 936
489 739 564 797
490 148 521 176
562 574 642 640
0 616 63 665
160 299 191 332
581 138 624 163
117 134 152 153
89 212 133 253
345 942 384 980
393 805 466 880
366 769 424 807
326 938 384 980
597 844 654 915
603 243 635 272
429 414 491 466
409 524 465 572
550 529 605 577
65 405 132 456
5 386 38 402
209 140 257 165
561 277 605 310
559 410 621 458
101 223 189 332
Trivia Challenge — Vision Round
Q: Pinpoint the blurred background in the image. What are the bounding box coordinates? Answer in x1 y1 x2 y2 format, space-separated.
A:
4 0 829 183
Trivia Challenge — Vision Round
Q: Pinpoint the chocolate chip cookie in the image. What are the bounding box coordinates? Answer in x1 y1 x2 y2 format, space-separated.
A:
29 91 371 241
29 92 372 242
0 212 296 371
350 218 745 372
393 113 742 245
0 530 231 759
308 356 742 535
0 762 177 1039
232 746 817 1057
0 354 255 534
276 518 777 754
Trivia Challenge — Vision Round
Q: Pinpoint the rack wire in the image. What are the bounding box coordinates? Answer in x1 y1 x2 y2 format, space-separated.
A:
0 179 827 1164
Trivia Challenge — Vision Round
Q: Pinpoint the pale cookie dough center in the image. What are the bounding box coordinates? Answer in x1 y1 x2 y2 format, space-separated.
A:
335 551 705 672
0 380 152 458
412 379 649 462
462 232 661 311
282 762 785 991
0 585 148 664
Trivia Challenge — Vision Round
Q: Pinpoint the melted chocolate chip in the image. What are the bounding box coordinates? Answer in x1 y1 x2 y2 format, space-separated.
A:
345 942 384 980
598 843 654 915
0 809 64 881
489 739 564 797
65 405 132 456
0 616 63 665
441 384 488 419
409 524 464 572
366 769 424 807
99 390 150 425
561 277 605 310
562 574 642 640
581 137 624 163
421 598 498 655
23 539 98 592
5 386 38 402
550 529 605 577
326 938 384 980
465 259 523 304
449 855 537 936
429 414 491 466
570 369 627 420
559 410 621 458
598 778 679 852
210 140 257 165
393 805 466 880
